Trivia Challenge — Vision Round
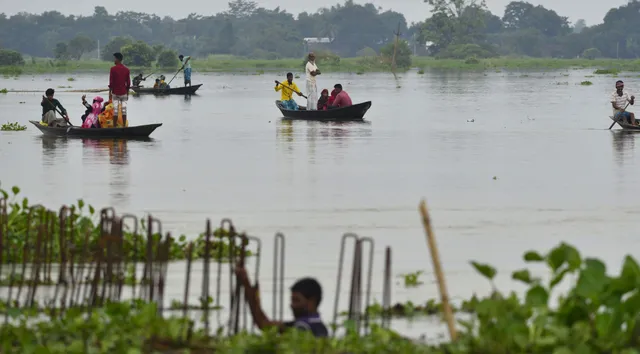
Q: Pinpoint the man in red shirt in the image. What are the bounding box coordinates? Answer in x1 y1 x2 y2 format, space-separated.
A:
109 52 131 125
329 84 352 108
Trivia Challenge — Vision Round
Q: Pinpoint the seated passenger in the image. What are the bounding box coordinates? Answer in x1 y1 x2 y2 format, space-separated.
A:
81 95 103 128
317 89 329 110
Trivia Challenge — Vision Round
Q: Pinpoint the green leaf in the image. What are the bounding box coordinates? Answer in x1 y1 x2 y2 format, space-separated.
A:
546 242 582 272
0 189 7 199
575 258 608 299
89 205 95 214
11 186 19 195
21 198 28 209
78 199 85 210
620 255 640 288
470 261 496 280
552 347 574 354
549 268 571 290
512 269 534 284
524 250 544 262
525 285 549 307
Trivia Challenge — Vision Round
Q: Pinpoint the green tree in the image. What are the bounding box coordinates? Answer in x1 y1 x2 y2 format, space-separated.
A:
0 49 25 66
380 40 412 68
216 19 236 53
121 41 155 66
102 36 134 61
157 49 179 68
226 0 258 18
54 42 70 60
421 0 489 53
152 44 165 58
582 47 601 59
573 19 586 33
68 35 97 60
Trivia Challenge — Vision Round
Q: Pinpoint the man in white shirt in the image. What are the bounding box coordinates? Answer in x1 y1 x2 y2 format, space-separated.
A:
305 52 321 110
611 80 636 125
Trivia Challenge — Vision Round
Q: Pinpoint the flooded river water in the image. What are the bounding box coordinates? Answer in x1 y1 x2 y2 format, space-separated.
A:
1 68 639 339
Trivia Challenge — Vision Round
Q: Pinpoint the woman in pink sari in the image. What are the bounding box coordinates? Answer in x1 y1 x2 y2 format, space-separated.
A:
81 95 103 128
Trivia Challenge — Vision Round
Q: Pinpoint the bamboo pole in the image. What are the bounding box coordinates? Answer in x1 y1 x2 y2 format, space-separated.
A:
419 199 457 341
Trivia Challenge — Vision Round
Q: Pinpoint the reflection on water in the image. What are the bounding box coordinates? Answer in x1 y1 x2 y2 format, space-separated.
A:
82 139 130 165
611 131 636 164
40 136 68 165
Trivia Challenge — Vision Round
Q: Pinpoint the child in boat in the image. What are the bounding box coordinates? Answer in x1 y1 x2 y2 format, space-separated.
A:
153 79 160 88
81 95 103 128
317 89 329 110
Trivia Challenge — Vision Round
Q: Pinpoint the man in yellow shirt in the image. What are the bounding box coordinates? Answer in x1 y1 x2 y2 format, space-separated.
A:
275 72 303 110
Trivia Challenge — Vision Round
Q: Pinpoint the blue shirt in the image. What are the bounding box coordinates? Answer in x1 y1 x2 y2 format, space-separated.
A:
283 314 328 337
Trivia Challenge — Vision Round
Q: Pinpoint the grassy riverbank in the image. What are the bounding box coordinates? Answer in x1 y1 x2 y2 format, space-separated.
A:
3 56 640 75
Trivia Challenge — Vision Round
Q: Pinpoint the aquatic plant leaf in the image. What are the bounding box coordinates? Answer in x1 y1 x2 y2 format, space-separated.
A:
575 259 608 299
0 189 7 199
620 349 640 354
470 261 496 280
620 256 640 288
525 285 549 307
549 268 572 290
552 346 573 354
512 269 534 284
11 186 19 195
524 251 544 262
547 243 582 273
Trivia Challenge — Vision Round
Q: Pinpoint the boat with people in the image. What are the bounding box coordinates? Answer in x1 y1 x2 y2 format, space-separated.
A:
608 115 640 130
276 100 371 122
29 120 162 138
132 84 202 95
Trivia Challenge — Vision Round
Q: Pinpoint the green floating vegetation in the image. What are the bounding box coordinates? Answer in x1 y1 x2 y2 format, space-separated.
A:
0 122 26 131
580 81 593 86
2 242 640 352
0 88 7 93
594 68 620 75
0 185 250 263
67 77 75 81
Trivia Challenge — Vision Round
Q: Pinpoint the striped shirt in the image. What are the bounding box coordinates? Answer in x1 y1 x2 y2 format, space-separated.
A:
611 90 632 114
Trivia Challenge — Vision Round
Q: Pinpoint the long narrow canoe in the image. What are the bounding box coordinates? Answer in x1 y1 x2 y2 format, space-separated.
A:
131 84 202 95
276 100 371 122
609 115 640 130
29 120 162 138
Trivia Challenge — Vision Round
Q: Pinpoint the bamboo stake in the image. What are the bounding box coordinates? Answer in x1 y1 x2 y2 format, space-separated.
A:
391 22 400 80
419 199 457 341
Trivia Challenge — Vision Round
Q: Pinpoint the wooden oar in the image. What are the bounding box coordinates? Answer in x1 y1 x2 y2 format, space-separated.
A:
275 80 307 99
166 65 185 87
609 102 631 129
42 96 73 126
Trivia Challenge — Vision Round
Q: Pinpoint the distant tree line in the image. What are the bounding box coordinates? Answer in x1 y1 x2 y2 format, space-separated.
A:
0 0 639 67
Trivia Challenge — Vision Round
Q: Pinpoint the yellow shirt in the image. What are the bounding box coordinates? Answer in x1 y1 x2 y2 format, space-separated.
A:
275 81 300 101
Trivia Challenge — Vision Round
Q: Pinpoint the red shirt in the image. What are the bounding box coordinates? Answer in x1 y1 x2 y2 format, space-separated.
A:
333 91 352 107
109 63 131 95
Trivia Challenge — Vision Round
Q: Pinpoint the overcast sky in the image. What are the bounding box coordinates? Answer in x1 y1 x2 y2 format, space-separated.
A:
0 0 626 26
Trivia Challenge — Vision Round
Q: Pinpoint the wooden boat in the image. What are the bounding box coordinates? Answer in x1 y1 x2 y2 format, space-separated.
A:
131 84 202 95
609 115 640 130
276 100 371 122
29 120 162 138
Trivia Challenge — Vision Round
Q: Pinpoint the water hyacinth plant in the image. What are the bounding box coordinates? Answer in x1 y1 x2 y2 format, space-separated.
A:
0 122 26 131
0 185 249 263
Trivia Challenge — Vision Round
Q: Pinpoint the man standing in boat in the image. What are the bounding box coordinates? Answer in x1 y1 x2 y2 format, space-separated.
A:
611 80 636 125
305 52 321 110
109 52 131 126
178 54 192 87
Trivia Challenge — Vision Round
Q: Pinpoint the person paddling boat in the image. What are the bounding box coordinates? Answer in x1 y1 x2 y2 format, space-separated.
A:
275 72 303 110
611 80 636 125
